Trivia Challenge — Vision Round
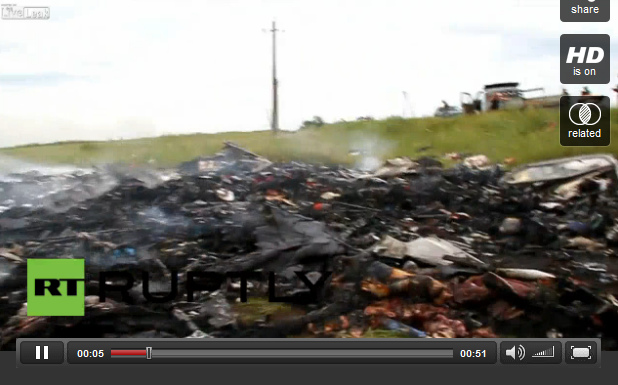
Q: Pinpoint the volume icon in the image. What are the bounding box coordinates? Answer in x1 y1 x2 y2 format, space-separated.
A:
533 346 555 358
506 345 525 361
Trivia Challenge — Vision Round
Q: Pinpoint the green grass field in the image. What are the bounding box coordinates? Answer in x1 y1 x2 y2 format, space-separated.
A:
2 108 617 168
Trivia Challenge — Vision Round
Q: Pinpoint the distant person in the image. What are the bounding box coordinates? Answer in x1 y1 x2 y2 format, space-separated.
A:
561 89 570 108
489 92 505 110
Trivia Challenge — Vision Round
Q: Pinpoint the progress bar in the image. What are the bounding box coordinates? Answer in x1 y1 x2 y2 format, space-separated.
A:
111 350 147 357
148 349 453 359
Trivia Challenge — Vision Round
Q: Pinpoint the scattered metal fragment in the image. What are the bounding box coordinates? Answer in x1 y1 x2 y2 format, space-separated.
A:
567 236 606 251
463 155 490 169
499 218 522 235
358 157 419 179
495 268 556 280
501 154 618 185
375 236 484 267
216 188 235 202
0 250 22 263
320 192 341 200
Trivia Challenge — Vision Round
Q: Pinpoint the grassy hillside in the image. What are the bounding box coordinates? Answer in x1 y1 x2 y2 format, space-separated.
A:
2 108 617 168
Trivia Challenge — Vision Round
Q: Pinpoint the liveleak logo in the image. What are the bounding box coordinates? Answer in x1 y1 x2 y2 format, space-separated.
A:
27 259 85 316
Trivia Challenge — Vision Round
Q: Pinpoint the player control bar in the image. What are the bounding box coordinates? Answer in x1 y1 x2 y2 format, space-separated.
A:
16 338 601 366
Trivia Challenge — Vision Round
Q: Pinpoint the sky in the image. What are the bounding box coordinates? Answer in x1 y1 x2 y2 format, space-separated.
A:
0 0 617 147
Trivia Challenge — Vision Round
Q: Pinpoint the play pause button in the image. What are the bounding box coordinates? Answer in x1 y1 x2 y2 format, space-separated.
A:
20 341 64 364
36 345 48 360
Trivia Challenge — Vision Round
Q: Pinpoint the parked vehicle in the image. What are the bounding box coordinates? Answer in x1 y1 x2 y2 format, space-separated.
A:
460 82 562 114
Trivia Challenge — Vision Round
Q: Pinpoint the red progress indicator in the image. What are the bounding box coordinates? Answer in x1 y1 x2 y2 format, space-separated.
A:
111 349 147 357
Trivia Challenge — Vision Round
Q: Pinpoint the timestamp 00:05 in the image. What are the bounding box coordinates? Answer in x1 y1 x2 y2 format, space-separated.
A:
76 349 105 358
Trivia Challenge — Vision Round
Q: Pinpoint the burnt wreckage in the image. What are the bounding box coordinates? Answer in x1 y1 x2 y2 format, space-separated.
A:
1 144 618 350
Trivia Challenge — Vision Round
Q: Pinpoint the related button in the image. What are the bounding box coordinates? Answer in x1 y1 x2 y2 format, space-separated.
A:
561 0 610 22
565 341 597 364
560 96 611 146
561 34 610 84
20 341 65 364
500 341 562 364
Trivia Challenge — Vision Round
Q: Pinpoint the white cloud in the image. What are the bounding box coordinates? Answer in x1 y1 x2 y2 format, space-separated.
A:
0 0 617 147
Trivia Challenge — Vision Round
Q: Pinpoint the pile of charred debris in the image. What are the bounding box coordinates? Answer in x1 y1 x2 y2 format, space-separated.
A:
2 143 618 350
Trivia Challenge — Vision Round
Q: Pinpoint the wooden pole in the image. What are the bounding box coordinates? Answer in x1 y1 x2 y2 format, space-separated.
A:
270 21 279 134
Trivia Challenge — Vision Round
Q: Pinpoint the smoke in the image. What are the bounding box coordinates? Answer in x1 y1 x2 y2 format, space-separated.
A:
347 133 395 171
0 155 182 214
0 154 91 181
139 207 181 226
0 155 117 213
136 206 193 235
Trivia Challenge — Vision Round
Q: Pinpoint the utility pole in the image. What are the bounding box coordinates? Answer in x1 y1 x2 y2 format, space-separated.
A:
269 21 280 134
402 91 413 118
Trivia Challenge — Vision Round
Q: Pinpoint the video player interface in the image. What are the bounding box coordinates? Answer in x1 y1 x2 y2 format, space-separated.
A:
0 0 616 370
